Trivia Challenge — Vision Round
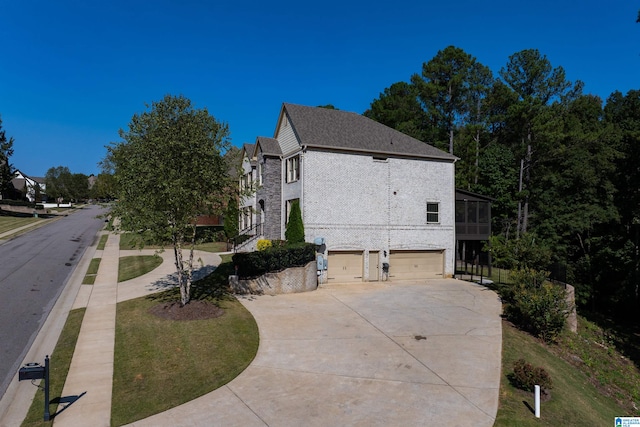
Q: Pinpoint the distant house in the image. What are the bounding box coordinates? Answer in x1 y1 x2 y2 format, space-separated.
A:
10 170 46 202
238 103 458 282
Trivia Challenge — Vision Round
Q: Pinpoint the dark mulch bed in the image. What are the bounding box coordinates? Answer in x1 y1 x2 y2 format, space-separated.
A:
148 300 225 321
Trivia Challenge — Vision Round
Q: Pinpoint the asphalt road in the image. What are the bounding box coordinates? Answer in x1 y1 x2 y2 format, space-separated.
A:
0 205 107 400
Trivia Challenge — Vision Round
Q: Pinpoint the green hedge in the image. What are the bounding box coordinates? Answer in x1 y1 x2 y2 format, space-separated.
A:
0 199 35 208
232 243 316 278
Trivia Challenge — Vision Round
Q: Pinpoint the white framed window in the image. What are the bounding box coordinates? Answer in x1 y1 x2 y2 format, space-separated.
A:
258 162 263 186
239 207 253 230
286 156 300 183
426 202 439 224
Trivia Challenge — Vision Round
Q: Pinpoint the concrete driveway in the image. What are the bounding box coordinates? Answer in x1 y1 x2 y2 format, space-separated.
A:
128 279 502 427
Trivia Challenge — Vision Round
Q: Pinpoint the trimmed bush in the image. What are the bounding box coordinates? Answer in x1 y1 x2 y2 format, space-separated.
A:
257 239 272 251
285 200 304 244
232 243 315 278
505 281 570 342
511 358 553 392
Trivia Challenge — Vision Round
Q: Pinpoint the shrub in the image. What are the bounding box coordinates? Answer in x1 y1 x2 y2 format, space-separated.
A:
505 281 571 342
511 358 553 392
195 226 224 243
285 200 304 244
257 239 272 251
232 243 315 278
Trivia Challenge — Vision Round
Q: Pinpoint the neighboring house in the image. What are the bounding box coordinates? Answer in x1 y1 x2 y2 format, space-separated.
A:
10 169 46 202
238 103 458 283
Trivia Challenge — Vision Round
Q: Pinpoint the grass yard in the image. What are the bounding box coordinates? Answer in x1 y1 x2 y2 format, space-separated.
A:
118 232 165 250
0 216 43 235
495 321 625 426
21 309 86 427
195 241 229 253
111 293 258 426
81 258 101 284
96 234 108 250
118 255 163 282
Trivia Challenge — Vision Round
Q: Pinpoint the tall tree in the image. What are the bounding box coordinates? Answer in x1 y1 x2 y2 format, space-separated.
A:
0 116 16 199
45 166 73 202
90 173 117 200
364 82 428 141
499 49 580 236
602 89 640 313
411 46 477 154
108 94 232 306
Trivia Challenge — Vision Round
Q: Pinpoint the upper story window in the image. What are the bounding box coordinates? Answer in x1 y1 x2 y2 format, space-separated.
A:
286 155 300 183
239 171 253 192
258 162 263 186
426 202 439 224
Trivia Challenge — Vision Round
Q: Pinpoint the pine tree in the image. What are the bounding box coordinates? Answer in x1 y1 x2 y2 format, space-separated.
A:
285 200 305 244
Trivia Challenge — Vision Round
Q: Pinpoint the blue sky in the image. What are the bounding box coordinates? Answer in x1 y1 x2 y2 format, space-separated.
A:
1 0 638 177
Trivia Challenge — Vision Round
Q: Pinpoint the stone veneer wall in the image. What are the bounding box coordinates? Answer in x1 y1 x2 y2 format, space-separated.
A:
230 261 317 295
256 153 282 241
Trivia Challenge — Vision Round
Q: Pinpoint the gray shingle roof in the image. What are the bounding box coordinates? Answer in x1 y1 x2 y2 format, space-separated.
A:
242 143 256 165
283 103 457 161
255 137 282 157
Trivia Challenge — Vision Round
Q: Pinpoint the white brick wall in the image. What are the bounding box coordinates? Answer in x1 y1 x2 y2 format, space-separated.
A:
302 150 455 278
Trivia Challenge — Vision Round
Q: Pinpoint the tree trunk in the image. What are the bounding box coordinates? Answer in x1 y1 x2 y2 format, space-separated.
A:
517 158 524 239
474 129 480 185
522 142 532 234
173 234 188 306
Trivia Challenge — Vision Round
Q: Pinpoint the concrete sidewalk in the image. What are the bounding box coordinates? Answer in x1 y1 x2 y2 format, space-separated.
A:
53 240 222 427
0 228 222 427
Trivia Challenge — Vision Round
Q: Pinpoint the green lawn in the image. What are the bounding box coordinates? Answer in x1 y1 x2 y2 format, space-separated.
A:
118 255 163 282
81 258 101 285
96 234 108 250
21 309 86 427
195 241 229 252
0 216 43 235
111 293 258 426
118 232 165 250
495 321 625 426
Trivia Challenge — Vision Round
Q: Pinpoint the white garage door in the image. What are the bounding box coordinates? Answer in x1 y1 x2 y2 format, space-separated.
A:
327 251 363 283
389 250 443 280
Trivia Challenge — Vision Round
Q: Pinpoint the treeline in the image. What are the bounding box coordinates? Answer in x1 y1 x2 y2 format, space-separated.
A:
364 46 639 320
45 166 116 202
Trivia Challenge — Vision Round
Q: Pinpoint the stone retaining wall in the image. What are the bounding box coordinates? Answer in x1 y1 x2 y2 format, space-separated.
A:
230 261 317 295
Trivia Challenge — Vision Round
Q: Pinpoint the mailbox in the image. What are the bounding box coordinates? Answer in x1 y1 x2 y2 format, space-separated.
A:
19 363 45 381
18 357 51 421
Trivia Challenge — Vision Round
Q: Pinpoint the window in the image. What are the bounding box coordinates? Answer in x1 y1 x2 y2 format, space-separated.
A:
258 162 263 186
241 207 253 230
286 156 300 183
239 172 252 191
426 202 439 224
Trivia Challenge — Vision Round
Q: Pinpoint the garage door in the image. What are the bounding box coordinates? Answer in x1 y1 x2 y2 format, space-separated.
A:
389 250 443 280
327 251 363 283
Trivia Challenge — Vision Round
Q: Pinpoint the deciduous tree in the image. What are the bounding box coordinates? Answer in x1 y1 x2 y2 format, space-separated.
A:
0 116 16 199
108 94 232 306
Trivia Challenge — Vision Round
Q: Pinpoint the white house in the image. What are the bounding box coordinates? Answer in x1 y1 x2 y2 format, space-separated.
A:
10 169 46 202
238 103 457 283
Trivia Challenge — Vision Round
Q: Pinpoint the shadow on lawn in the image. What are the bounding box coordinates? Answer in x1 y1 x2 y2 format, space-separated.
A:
146 259 236 305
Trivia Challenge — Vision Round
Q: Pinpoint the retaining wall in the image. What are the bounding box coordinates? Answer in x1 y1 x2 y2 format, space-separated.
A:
230 261 317 295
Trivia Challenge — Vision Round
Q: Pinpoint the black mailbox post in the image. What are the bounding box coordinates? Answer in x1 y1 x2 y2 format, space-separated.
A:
18 355 50 421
